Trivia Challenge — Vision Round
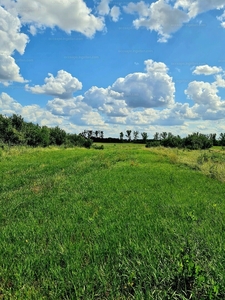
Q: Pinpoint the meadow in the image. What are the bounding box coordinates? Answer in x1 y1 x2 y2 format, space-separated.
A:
1 143 225 299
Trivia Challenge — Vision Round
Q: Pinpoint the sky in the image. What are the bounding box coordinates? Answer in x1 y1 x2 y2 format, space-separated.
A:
1 0 225 138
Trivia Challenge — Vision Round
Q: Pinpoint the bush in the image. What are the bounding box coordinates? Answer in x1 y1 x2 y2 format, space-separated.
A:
92 144 104 150
83 138 93 149
146 141 161 148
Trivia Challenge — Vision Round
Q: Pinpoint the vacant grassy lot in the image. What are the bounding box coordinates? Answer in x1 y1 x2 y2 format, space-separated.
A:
1 144 225 299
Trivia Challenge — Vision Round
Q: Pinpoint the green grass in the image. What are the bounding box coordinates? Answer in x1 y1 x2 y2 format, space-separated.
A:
1 144 225 299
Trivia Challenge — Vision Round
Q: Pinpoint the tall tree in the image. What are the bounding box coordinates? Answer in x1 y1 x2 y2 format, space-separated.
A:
141 132 148 143
126 130 132 142
133 131 139 141
154 132 159 140
120 132 124 141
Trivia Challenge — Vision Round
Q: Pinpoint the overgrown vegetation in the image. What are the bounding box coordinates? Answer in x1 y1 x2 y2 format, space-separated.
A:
1 144 225 299
146 132 217 150
0 114 92 148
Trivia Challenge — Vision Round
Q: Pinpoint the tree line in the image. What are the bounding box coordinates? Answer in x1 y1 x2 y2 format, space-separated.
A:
0 114 92 148
1 114 225 150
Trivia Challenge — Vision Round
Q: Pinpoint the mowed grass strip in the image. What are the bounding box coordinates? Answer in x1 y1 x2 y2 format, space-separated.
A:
0 144 225 299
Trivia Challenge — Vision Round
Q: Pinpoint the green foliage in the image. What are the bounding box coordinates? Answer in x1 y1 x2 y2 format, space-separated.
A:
183 132 213 150
92 144 104 150
141 132 148 143
146 140 161 147
0 114 93 149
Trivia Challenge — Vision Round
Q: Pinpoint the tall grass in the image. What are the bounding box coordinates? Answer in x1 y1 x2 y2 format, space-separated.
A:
1 144 225 299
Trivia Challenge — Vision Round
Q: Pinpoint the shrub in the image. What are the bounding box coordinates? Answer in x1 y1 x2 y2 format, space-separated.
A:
92 144 104 150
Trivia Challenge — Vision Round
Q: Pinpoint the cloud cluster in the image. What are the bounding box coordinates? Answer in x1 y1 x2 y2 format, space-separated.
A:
97 0 120 22
1 0 105 37
123 0 225 42
123 0 189 42
0 6 29 84
2 61 225 136
175 0 225 18
193 65 223 75
25 70 82 99
112 60 175 107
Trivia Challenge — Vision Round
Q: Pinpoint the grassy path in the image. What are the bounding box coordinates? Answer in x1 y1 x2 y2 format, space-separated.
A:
1 145 225 299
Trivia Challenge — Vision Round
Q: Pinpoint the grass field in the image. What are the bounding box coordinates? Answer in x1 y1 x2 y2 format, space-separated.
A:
1 144 225 299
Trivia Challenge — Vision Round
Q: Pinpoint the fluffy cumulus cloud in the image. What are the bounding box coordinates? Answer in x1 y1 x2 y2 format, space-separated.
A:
1 0 105 38
123 0 225 41
175 0 225 18
83 86 129 117
0 6 29 84
25 70 82 99
0 54 26 85
193 65 223 75
123 0 189 42
0 92 64 126
185 79 225 120
112 59 175 107
0 92 22 113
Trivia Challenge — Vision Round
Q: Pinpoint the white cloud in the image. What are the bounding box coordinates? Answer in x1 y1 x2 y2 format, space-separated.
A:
0 92 22 113
175 0 225 18
123 0 225 41
25 70 82 99
0 6 29 84
112 59 175 108
110 6 121 22
0 6 28 55
193 65 223 75
123 0 189 42
185 81 221 108
0 54 26 85
83 86 129 116
184 80 225 120
97 0 111 16
1 0 105 38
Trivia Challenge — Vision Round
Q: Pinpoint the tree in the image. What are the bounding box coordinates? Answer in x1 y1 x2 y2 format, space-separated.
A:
100 131 104 139
160 132 168 140
219 133 225 147
133 131 139 141
120 132 124 141
10 114 24 131
126 130 132 142
141 132 148 143
154 132 160 140
209 133 217 146
49 126 66 145
95 130 99 138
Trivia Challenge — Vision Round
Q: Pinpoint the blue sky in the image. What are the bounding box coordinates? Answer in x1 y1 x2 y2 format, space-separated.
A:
1 0 225 138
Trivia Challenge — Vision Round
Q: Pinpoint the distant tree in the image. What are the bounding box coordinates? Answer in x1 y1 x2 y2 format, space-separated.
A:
40 126 50 147
133 131 139 141
209 133 217 146
141 132 148 143
126 130 132 142
10 114 24 131
100 131 104 139
24 123 43 146
160 132 168 140
49 126 66 146
219 133 225 147
183 133 212 150
87 130 93 139
154 132 160 140
120 132 124 141
95 130 99 138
